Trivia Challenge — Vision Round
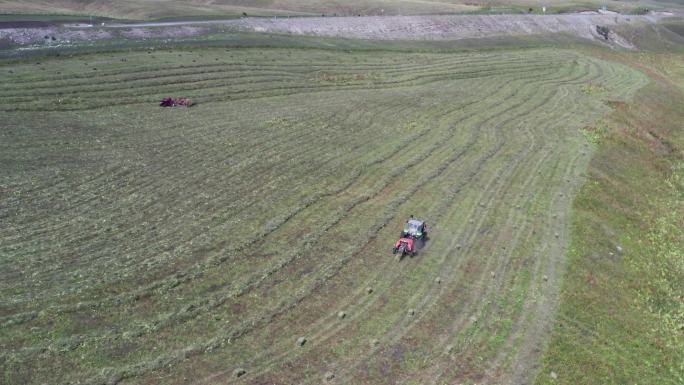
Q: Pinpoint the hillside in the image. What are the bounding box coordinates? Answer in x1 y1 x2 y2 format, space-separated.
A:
1 7 683 385
0 0 681 20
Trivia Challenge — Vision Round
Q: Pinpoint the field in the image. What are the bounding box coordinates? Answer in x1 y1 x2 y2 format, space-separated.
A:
536 50 684 385
2 41 671 385
0 0 679 20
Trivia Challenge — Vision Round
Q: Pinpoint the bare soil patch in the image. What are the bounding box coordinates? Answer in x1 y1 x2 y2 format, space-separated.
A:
0 13 666 49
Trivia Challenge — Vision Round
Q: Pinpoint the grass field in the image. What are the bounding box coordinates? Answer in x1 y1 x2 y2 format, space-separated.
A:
2 40 671 385
536 51 684 385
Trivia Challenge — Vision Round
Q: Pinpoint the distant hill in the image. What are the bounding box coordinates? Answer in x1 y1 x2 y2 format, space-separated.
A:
0 0 680 20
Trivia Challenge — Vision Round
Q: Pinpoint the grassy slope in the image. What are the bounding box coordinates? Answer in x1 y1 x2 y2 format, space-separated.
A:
0 0 679 20
535 50 684 385
1 20 683 385
0 43 649 385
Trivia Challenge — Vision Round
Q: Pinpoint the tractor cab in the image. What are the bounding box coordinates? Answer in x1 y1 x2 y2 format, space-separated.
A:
401 218 427 240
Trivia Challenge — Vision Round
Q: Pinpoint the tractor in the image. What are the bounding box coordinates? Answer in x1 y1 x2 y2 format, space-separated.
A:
159 97 193 107
401 216 428 241
392 216 428 260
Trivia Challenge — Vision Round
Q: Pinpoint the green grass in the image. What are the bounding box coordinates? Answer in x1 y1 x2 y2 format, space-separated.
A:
535 52 684 385
0 41 652 385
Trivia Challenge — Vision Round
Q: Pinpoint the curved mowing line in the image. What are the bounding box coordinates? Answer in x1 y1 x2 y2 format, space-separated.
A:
0 53 464 89
179 57 584 384
3 72 513 358
0 77 494 324
0 49 640 380
5 57 584 376
481 152 587 385
424 108 589 385
0 61 572 332
66 59 567 385
5 57 536 284
303 73 577 385
413 62 637 385
0 51 541 92
217 57 607 384
0 58 568 112
226 60 588 372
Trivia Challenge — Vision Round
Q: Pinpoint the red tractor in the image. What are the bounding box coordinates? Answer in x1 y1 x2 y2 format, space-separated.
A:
392 237 415 258
392 216 428 260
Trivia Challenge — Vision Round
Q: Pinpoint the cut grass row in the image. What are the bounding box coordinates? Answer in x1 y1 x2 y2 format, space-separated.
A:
0 50 576 308
0 46 648 385
0 50 575 111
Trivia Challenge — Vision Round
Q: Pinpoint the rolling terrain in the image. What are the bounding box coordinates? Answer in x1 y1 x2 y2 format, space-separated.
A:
0 45 658 385
0 0 681 20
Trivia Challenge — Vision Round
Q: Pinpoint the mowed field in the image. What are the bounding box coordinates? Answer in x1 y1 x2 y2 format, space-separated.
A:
0 47 649 385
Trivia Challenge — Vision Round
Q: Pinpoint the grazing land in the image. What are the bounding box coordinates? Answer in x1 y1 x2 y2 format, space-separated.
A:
1 6 683 385
0 0 681 20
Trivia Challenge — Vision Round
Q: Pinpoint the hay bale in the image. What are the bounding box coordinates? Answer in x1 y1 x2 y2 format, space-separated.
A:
407 309 415 316
554 232 560 238
616 245 623 253
435 277 441 284
490 271 496 278
456 244 462 250
297 337 307 346
446 345 454 353
543 275 549 282
337 311 346 319
371 339 379 346
325 371 335 381
233 368 246 378
366 287 373 294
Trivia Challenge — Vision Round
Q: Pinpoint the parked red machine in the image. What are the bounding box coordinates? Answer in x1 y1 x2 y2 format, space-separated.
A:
159 97 194 107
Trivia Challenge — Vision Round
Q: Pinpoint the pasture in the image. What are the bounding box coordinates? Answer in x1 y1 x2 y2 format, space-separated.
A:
0 46 653 385
0 0 678 20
